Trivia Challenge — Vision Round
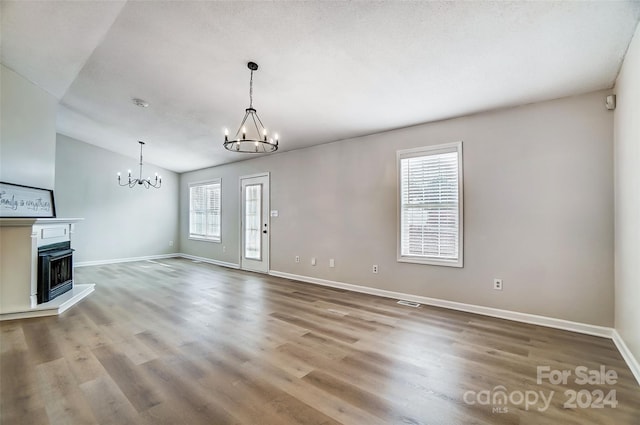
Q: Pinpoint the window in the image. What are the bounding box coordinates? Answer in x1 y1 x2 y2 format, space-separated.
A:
398 142 463 267
189 180 221 242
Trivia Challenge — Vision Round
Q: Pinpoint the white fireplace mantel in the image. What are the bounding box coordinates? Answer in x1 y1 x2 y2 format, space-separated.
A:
0 217 84 226
0 217 94 320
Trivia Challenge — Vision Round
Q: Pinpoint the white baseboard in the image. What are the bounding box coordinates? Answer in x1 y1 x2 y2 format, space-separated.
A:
177 253 240 269
612 330 640 385
75 253 179 267
268 270 613 339
75 253 240 269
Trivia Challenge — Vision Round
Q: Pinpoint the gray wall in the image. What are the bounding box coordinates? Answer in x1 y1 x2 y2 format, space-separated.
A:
55 134 179 264
614 23 640 366
0 65 57 189
181 90 614 327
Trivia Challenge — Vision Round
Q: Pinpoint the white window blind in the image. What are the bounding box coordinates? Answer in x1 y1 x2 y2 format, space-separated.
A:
189 180 221 241
398 142 463 267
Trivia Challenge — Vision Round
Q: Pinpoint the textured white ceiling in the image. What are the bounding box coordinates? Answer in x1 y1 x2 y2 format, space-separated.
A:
2 1 640 172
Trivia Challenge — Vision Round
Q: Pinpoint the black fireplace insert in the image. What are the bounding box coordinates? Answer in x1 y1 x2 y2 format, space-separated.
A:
37 241 74 304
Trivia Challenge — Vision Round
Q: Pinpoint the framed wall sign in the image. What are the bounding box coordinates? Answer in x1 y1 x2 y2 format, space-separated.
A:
0 182 56 218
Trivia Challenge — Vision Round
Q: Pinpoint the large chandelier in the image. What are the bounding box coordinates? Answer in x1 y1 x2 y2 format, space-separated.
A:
224 61 279 153
117 141 161 189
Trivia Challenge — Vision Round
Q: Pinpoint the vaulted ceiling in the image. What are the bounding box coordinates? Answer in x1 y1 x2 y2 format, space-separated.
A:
2 1 639 172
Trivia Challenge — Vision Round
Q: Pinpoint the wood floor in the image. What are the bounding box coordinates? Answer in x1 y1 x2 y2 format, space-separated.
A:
1 258 638 425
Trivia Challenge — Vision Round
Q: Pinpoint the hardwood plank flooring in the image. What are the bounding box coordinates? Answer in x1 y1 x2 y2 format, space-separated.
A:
1 258 638 424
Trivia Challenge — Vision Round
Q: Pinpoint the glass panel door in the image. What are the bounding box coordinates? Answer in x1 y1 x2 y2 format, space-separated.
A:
244 184 262 260
240 173 270 273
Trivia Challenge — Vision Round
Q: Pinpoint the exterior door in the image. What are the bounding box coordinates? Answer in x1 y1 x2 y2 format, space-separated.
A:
240 173 270 273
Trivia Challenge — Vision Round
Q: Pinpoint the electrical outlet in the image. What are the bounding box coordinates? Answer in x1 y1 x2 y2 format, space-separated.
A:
223 246 226 253
295 255 300 263
329 258 335 268
372 264 379 274
493 278 503 291
169 240 173 247
311 257 317 266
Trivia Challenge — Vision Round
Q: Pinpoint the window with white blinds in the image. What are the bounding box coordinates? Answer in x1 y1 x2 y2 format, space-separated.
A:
397 142 463 267
189 180 221 242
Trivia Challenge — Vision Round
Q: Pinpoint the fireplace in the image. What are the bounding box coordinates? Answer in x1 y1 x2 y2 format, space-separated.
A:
0 218 93 319
37 241 74 304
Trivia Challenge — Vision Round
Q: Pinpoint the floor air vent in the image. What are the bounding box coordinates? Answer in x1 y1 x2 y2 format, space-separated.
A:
397 300 421 308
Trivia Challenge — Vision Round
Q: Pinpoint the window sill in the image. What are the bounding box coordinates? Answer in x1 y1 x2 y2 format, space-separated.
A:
188 236 221 243
397 256 463 268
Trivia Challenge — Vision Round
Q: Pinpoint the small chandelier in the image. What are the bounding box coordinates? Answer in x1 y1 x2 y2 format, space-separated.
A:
224 61 279 153
117 141 161 189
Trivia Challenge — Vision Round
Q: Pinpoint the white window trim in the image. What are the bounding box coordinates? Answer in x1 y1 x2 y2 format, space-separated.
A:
188 178 222 243
396 141 464 268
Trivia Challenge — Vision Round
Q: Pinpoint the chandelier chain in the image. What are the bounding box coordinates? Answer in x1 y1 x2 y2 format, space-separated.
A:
249 69 254 109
